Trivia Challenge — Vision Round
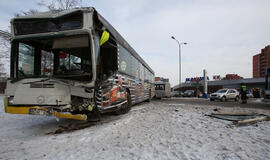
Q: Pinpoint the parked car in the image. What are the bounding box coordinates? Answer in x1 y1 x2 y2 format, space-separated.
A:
170 91 181 97
183 90 195 97
210 89 240 102
246 90 254 98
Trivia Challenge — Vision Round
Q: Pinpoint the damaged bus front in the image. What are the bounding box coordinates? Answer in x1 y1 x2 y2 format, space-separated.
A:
4 7 155 120
5 8 98 120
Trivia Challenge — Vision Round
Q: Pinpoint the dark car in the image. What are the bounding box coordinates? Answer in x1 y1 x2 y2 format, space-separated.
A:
183 90 195 97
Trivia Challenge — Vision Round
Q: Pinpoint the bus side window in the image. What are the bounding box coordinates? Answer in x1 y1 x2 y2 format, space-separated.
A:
99 34 118 79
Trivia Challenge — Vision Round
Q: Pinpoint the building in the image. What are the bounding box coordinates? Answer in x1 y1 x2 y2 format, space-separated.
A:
172 77 265 98
222 74 243 80
155 77 169 82
253 45 270 78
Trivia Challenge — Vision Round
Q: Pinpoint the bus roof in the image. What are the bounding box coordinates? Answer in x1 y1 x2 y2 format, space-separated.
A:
11 7 155 74
11 7 93 20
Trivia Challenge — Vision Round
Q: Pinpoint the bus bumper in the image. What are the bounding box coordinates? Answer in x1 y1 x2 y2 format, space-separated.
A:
3 97 87 121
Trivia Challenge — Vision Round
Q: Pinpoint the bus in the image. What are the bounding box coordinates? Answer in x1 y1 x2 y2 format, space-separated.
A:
4 7 155 120
155 81 171 99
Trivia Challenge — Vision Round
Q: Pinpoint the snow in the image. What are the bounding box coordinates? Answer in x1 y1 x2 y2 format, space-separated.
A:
1 96 270 160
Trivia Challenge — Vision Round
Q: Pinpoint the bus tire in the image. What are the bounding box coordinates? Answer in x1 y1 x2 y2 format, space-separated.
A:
115 91 131 115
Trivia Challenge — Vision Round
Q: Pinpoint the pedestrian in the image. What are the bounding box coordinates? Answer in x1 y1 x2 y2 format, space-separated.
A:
240 84 247 104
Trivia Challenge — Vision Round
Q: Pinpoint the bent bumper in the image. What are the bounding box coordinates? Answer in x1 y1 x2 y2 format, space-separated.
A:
210 96 221 100
4 97 87 121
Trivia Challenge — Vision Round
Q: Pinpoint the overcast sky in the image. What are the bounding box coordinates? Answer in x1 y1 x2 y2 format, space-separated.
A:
1 0 270 86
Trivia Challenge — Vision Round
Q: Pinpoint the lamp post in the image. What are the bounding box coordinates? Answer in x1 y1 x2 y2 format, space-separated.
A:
171 36 187 96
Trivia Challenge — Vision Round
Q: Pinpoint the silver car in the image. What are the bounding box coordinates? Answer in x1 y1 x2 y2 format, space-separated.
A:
210 89 240 102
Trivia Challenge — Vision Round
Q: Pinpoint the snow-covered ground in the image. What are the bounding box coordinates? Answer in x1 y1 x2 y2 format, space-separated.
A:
1 96 270 160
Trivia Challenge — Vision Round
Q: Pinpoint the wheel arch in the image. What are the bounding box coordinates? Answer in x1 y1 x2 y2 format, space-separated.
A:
125 87 131 95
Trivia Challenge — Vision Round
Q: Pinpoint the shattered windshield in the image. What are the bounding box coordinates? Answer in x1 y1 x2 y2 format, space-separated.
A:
14 13 83 35
15 35 92 82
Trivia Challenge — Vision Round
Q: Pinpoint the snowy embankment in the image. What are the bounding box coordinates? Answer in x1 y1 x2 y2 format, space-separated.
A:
0 96 270 160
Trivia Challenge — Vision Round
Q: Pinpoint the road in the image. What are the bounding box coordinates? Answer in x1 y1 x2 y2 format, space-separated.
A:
157 97 270 110
1 96 270 160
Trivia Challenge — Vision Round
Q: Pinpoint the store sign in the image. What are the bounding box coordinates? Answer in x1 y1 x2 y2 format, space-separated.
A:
185 77 209 82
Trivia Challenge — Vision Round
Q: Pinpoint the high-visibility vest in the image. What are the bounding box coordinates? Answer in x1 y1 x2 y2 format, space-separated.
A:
100 30 110 46
241 85 247 92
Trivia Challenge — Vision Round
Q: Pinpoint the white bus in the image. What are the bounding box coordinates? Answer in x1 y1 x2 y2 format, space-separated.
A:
4 7 155 120
155 81 171 99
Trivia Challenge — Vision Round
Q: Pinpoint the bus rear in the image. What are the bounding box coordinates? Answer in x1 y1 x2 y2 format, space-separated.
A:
155 81 171 99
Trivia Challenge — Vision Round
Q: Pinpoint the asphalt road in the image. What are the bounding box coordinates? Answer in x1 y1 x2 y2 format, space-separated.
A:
154 97 270 110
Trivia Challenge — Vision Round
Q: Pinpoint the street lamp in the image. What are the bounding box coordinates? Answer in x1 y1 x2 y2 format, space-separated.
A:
171 36 187 96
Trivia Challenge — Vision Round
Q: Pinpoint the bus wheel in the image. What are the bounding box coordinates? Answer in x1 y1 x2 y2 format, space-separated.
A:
115 91 131 115
87 106 101 121
146 90 151 102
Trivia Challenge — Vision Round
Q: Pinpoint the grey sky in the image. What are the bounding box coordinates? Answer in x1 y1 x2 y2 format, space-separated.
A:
0 0 269 86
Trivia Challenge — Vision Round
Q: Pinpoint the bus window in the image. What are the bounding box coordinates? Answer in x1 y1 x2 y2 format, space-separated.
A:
99 33 118 79
58 53 81 71
15 35 92 81
41 50 54 76
18 43 35 78
55 47 91 77
155 84 165 90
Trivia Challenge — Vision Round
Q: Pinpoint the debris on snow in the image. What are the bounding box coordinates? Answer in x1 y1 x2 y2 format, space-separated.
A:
207 112 270 126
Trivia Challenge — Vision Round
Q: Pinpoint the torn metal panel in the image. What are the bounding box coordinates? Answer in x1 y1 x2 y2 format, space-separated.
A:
208 112 270 126
209 114 260 121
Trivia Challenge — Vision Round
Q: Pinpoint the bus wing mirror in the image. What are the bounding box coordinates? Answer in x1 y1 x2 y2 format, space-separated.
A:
100 30 110 46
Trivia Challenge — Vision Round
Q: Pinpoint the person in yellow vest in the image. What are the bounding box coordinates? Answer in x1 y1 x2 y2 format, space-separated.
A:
240 84 247 104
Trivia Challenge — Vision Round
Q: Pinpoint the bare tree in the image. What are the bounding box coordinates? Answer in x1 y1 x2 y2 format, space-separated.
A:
38 0 82 11
0 30 11 44
15 0 82 17
0 36 10 77
14 9 40 17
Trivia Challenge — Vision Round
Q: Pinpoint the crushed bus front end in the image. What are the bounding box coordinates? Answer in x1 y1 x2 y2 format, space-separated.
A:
5 8 98 120
4 78 95 120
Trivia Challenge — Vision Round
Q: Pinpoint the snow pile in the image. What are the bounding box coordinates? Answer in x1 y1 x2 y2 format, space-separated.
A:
0 96 270 160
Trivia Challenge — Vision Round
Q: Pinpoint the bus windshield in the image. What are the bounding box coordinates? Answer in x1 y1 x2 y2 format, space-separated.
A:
14 12 83 35
14 34 92 82
155 84 165 90
217 89 227 93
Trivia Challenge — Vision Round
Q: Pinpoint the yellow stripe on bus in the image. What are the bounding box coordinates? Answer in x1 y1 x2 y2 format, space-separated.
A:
3 98 87 121
53 111 87 121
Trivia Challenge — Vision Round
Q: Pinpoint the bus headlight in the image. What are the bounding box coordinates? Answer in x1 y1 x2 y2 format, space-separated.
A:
8 96 14 104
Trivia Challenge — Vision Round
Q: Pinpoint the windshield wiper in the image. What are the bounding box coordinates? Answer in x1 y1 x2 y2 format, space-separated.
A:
23 78 51 84
53 73 91 78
